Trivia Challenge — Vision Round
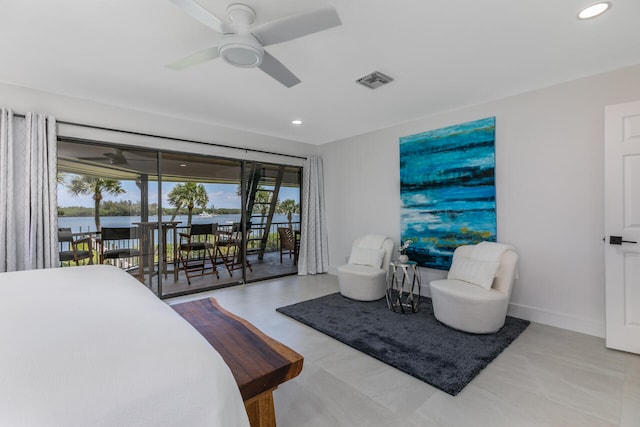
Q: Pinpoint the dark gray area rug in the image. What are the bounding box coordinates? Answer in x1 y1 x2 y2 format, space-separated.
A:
276 292 529 396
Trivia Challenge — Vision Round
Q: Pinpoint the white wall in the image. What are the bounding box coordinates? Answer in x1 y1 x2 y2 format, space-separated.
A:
4 64 640 337
0 83 314 165
319 64 640 337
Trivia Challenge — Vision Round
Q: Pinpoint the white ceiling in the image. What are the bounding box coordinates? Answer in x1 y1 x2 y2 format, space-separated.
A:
1 1 639 145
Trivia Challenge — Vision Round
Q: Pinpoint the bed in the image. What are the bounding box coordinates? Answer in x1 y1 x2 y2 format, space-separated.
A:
0 265 250 427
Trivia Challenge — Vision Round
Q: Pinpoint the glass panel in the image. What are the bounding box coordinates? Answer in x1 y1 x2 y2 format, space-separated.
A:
243 162 301 282
159 152 243 297
57 139 159 290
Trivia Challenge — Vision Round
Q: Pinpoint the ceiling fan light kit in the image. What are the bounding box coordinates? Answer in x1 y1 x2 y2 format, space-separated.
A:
219 35 264 67
169 0 342 87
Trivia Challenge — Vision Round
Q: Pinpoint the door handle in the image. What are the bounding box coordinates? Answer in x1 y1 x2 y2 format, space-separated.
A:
609 236 638 245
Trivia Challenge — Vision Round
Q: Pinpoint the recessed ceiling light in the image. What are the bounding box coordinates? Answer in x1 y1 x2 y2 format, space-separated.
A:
578 2 611 19
179 163 187 167
291 120 303 126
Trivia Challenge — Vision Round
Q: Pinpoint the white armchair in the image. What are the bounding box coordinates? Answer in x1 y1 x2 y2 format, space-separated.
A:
338 235 395 301
429 243 519 334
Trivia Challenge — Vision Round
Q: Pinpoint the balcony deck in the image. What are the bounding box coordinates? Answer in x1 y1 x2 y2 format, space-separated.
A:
154 250 298 298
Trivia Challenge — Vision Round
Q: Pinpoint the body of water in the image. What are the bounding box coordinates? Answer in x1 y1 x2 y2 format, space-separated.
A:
59 213 299 234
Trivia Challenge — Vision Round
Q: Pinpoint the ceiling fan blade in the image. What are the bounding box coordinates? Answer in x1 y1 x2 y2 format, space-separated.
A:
258 51 301 88
170 0 229 34
252 7 341 47
78 156 110 162
166 46 220 70
78 155 127 165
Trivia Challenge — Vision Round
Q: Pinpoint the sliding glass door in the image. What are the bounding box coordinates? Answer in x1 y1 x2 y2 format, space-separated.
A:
57 138 301 298
58 139 160 285
158 152 244 296
243 162 301 283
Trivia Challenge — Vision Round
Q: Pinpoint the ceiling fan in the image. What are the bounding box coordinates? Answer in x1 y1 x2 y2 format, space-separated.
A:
78 149 156 166
79 149 129 165
167 0 342 87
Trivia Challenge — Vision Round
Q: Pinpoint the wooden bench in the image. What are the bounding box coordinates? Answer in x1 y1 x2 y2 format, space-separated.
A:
172 297 303 427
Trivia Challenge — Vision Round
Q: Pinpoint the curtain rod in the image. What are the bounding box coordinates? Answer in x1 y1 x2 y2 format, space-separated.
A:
10 112 308 160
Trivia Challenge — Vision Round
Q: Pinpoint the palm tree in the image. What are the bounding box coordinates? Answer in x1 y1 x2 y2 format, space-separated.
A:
277 199 298 228
67 175 125 231
237 183 272 224
254 188 272 224
167 182 209 227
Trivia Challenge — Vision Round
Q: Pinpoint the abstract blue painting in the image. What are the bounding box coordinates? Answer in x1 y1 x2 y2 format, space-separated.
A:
399 117 496 270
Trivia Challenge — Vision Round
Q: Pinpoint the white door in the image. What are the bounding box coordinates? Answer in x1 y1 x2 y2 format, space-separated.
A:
605 100 640 354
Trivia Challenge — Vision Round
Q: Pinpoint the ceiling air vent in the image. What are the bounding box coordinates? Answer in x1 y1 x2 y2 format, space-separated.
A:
356 71 394 89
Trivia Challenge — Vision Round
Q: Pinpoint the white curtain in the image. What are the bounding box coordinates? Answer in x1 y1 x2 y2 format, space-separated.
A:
298 155 329 275
0 109 58 272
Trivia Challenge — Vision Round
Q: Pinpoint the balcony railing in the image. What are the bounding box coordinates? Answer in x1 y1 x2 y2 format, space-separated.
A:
59 221 301 269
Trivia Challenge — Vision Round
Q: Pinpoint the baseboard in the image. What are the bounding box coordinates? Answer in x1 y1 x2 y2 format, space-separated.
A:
420 283 605 338
506 303 605 338
341 277 606 339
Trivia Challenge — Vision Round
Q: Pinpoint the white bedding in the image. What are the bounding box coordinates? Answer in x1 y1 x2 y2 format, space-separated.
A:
0 265 249 427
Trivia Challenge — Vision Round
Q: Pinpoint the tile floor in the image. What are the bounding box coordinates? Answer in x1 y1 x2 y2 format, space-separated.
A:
168 274 640 427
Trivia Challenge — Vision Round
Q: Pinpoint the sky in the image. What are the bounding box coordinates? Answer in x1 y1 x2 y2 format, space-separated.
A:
57 179 300 210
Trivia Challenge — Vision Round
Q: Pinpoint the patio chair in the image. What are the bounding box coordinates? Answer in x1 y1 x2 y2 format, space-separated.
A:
278 227 299 266
99 227 142 280
179 223 219 284
216 222 252 276
58 228 93 266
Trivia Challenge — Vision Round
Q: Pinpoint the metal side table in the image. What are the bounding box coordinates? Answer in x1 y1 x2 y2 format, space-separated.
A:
386 260 421 313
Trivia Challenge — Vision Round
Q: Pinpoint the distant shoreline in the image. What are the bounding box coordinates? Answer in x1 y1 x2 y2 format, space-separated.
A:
57 208 243 217
58 213 299 234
